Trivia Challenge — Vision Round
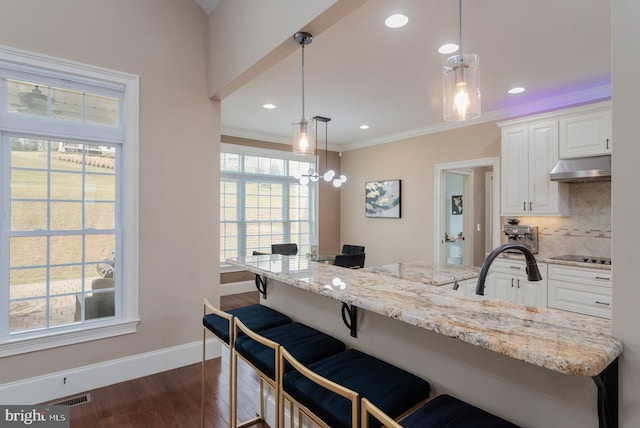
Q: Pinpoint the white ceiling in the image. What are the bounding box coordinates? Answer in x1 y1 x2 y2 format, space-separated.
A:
204 0 611 151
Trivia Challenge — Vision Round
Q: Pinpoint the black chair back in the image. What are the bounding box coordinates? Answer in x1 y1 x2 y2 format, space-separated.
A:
271 243 298 255
334 253 365 269
341 244 365 255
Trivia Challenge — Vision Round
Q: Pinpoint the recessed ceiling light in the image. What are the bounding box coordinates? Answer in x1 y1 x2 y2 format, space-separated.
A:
508 87 526 94
438 43 459 54
385 14 408 28
262 103 277 109
360 124 370 130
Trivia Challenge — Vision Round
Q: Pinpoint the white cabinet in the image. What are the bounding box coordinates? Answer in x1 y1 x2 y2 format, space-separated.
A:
500 120 569 216
485 259 548 308
559 107 612 158
548 264 612 319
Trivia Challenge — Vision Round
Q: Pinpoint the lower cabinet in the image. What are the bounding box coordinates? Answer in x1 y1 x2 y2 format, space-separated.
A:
547 265 612 319
485 259 548 308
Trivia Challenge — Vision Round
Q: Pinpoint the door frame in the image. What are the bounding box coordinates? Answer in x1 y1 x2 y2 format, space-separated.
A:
434 157 501 265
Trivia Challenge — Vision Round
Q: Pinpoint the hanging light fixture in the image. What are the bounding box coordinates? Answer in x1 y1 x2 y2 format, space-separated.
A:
442 0 480 122
312 116 347 188
292 32 316 155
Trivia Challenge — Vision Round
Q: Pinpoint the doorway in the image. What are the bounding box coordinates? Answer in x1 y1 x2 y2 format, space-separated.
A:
444 170 473 265
434 157 501 267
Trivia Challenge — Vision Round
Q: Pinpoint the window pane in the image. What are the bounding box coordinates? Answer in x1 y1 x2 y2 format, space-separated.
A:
52 145 84 171
85 173 115 201
10 299 46 333
86 234 116 263
49 295 77 327
85 93 120 126
85 202 115 229
51 171 82 200
10 138 48 168
11 168 47 199
221 153 241 172
50 235 82 265
51 87 83 122
11 201 47 231
6 79 48 116
50 265 83 294
10 236 46 267
50 201 83 230
10 268 47 298
82 290 115 320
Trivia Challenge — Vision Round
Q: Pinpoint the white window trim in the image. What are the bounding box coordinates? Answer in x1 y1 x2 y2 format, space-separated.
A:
0 45 139 357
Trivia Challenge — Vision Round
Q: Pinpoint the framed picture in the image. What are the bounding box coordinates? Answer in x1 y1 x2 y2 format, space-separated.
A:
365 180 401 218
452 195 463 215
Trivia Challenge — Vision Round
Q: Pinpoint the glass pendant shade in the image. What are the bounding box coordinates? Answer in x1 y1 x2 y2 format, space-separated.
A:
292 118 315 155
443 53 480 122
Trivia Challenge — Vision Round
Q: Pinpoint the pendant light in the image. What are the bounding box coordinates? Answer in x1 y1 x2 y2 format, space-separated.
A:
442 0 480 122
315 116 347 188
292 32 316 155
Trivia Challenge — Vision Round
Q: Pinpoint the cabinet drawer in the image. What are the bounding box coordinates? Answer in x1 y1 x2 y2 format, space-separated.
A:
548 280 611 319
548 264 611 288
491 259 547 277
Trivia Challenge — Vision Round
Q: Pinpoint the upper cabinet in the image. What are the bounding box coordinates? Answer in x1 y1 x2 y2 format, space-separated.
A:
559 105 612 158
500 119 569 216
498 102 610 216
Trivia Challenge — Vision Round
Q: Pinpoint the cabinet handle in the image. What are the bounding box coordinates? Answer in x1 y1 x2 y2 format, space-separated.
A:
529 202 533 211
595 276 610 281
595 301 610 306
606 138 610 150
509 266 522 270
517 279 520 288
511 278 514 287
523 202 526 211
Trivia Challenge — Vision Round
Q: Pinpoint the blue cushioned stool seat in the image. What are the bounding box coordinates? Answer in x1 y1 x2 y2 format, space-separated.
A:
283 349 430 428
400 394 520 428
202 303 291 344
235 322 346 380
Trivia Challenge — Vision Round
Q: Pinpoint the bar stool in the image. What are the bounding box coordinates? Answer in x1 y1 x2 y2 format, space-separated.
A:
201 299 291 427
233 320 346 428
361 395 521 428
280 348 430 428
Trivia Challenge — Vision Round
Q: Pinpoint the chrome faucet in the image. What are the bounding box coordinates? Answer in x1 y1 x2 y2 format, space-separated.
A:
476 244 543 295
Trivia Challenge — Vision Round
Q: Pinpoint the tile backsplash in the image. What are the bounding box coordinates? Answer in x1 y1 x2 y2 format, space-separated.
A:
502 181 611 258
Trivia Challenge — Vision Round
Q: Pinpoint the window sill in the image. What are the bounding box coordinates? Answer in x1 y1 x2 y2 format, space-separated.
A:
0 318 140 358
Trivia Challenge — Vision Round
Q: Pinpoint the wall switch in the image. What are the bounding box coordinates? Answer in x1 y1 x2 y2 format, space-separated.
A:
476 224 481 231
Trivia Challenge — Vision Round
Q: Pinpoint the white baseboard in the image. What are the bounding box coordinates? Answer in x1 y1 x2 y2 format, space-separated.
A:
220 279 256 296
0 338 222 405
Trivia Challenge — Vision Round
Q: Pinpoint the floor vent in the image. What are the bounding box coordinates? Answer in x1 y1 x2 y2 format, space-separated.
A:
52 393 91 407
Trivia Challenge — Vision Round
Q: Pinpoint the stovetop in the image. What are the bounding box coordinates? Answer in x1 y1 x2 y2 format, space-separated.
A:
550 255 612 265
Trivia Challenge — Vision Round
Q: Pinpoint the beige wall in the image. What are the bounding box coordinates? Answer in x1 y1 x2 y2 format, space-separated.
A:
340 122 500 267
612 1 640 426
0 0 219 383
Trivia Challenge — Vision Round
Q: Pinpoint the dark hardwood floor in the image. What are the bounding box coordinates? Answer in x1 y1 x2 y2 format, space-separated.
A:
61 291 269 427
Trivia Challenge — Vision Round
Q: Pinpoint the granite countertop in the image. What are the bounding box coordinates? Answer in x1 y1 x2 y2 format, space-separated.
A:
227 255 622 377
362 261 480 286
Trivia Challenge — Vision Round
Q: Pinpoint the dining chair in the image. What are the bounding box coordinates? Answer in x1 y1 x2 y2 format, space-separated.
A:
272 243 298 255
333 253 365 269
341 244 365 255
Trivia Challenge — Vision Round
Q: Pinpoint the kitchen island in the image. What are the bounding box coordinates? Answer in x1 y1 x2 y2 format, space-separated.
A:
227 255 622 427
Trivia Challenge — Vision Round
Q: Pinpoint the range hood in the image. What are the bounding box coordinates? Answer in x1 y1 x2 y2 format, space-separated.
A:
549 155 611 182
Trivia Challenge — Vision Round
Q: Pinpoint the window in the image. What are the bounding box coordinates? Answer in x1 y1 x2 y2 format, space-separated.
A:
0 46 139 356
220 144 317 263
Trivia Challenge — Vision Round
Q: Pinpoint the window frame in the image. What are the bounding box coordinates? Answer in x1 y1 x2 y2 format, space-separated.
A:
220 143 318 268
0 45 139 357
